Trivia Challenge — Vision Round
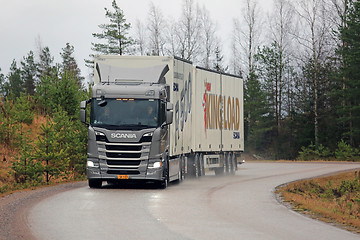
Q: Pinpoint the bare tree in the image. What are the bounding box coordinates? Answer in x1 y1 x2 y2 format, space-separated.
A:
178 0 203 61
147 2 167 56
330 0 348 34
295 0 333 146
230 23 243 75
232 0 263 77
267 0 296 129
165 18 181 56
134 19 147 55
200 6 218 68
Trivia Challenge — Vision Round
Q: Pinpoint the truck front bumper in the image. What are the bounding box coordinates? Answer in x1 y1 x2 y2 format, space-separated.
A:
86 158 165 181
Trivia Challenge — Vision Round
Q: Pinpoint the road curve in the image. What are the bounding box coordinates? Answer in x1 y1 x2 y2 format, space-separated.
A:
28 162 360 240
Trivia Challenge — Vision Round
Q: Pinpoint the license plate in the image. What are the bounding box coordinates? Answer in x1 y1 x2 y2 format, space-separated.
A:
118 175 129 179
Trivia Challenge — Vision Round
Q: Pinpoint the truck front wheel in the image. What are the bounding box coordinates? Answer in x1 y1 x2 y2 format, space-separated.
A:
159 157 169 189
88 179 102 188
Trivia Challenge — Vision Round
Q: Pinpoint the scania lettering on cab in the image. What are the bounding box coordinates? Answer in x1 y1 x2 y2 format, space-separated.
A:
80 56 244 188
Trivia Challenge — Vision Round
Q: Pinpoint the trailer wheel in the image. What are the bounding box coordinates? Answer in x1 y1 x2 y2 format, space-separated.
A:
186 154 195 178
200 153 205 176
233 153 238 171
224 152 230 174
229 152 235 175
175 156 184 183
180 156 185 181
195 153 201 178
88 179 102 188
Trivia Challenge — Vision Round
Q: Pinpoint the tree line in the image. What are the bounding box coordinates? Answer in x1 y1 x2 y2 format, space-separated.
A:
85 0 360 160
0 0 359 189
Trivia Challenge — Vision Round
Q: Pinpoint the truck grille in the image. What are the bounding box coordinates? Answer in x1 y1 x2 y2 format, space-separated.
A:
96 133 152 175
107 160 141 166
97 135 151 160
106 145 141 151
106 152 141 159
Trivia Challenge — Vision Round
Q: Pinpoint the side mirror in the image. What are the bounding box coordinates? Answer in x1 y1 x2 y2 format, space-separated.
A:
80 100 87 109
167 102 173 111
161 102 173 128
80 100 87 124
166 110 173 125
80 109 86 123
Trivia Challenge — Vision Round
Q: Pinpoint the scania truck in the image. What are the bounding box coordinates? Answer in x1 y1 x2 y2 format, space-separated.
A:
80 56 244 188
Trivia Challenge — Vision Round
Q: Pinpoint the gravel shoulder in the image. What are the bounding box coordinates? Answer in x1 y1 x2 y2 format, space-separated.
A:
0 181 87 240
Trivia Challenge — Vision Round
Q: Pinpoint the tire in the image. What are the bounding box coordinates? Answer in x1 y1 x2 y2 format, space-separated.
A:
174 158 184 184
200 153 205 176
229 152 235 175
195 153 201 178
88 179 102 188
233 153 238 171
159 157 169 189
179 156 184 182
224 153 230 174
186 154 196 178
159 177 168 189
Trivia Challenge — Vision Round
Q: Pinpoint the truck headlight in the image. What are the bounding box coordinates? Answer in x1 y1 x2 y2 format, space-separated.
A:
148 161 162 169
87 161 99 168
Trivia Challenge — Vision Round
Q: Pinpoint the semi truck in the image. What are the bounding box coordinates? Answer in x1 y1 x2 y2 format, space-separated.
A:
80 55 244 188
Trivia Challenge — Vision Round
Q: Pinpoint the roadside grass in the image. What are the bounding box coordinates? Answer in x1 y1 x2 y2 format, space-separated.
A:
278 170 360 232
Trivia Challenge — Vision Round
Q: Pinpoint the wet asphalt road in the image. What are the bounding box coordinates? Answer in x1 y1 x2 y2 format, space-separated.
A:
28 162 360 240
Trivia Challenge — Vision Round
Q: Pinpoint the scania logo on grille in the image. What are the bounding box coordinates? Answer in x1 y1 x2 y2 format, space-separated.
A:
111 133 137 139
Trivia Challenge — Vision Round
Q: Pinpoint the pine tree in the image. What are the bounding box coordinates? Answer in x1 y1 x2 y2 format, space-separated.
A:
36 118 68 183
11 136 43 184
5 60 23 99
36 67 85 117
255 42 282 133
55 70 83 117
21 51 38 95
244 72 272 154
38 46 55 78
338 0 360 147
0 68 5 95
213 45 228 73
60 43 84 87
91 0 133 56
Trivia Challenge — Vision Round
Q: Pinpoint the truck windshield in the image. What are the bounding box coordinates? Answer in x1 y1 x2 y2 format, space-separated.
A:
90 99 161 129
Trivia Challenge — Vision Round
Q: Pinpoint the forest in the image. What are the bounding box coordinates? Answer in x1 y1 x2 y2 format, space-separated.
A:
0 0 359 190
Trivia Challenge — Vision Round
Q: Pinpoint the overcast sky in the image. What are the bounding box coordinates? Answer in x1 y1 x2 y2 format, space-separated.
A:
0 0 272 80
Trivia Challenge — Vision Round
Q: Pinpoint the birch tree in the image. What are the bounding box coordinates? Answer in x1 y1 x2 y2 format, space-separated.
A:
232 0 263 76
134 19 147 56
267 0 295 130
165 18 181 56
295 0 333 146
200 6 217 68
178 0 202 61
147 2 166 56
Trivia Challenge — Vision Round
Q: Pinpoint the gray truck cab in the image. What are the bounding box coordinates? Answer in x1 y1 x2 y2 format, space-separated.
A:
80 63 173 188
